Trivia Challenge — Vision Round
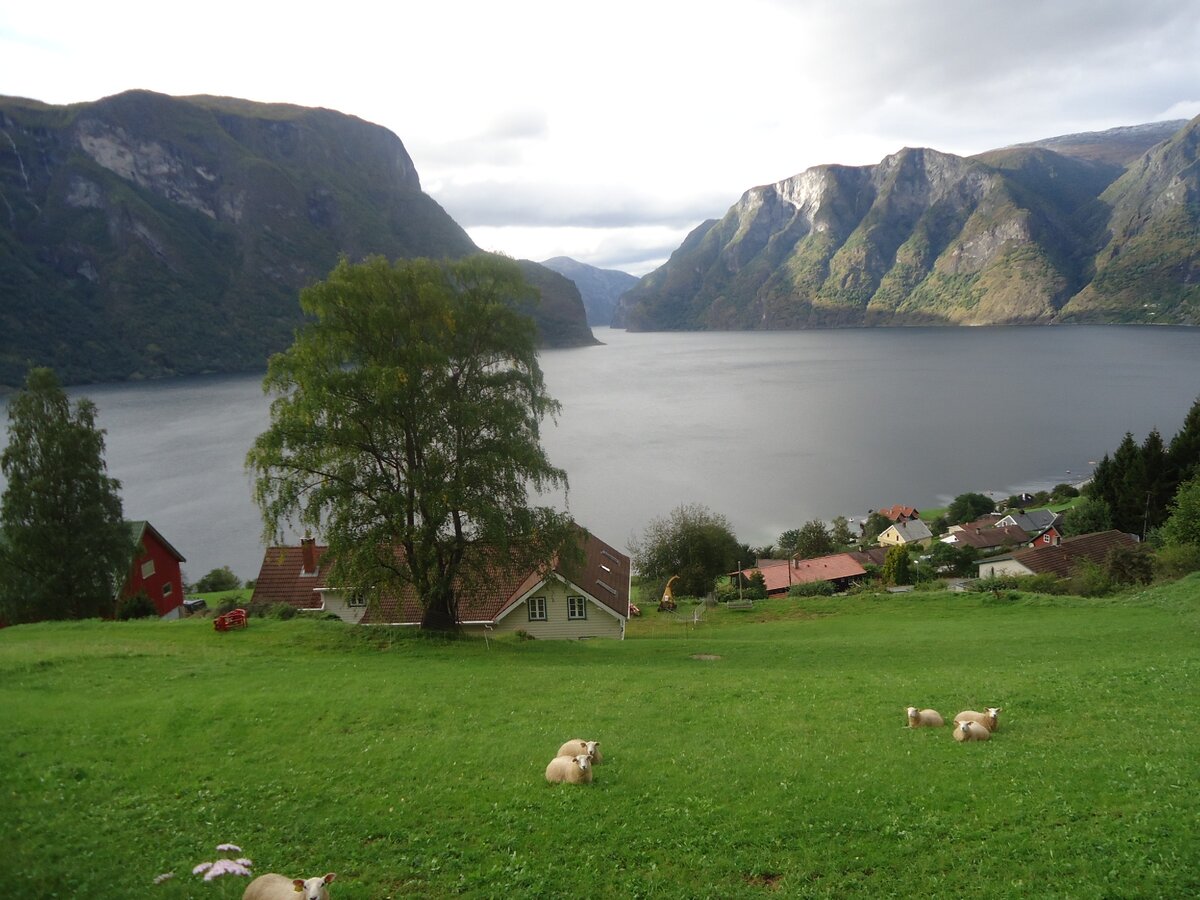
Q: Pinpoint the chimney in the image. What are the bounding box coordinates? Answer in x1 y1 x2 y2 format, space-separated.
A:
301 536 317 575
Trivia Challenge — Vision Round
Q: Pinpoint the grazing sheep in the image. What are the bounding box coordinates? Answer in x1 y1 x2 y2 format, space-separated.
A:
557 739 603 764
953 720 991 742
546 753 593 784
243 873 335 900
954 707 1002 733
906 707 945 728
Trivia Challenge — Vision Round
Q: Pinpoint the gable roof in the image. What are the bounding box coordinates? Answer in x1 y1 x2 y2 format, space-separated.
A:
997 508 1062 533
1005 530 1138 577
877 504 919 521
250 529 630 625
883 519 933 542
790 553 868 584
127 520 186 562
946 524 1030 550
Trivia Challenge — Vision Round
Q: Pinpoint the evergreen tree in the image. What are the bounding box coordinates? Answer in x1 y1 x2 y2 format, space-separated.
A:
881 545 912 586
1140 428 1173 535
1168 396 1200 483
830 515 856 548
0 368 131 623
1159 476 1200 548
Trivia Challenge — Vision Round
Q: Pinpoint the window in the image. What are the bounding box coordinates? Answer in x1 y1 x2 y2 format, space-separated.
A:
347 591 367 608
528 596 547 621
161 582 173 597
567 596 587 620
140 559 155 579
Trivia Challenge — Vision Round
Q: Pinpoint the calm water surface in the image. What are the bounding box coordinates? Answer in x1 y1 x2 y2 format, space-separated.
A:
2 326 1199 582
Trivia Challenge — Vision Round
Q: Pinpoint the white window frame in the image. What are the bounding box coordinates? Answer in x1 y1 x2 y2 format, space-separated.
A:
528 596 547 621
567 596 587 620
161 582 172 597
347 591 367 608
140 558 155 579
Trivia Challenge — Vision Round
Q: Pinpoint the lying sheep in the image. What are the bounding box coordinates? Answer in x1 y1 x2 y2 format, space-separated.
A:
557 738 603 764
953 720 991 742
546 753 593 784
954 707 1002 733
243 873 335 900
906 707 945 727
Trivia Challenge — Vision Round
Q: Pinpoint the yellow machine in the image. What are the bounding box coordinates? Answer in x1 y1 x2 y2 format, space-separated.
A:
659 575 679 612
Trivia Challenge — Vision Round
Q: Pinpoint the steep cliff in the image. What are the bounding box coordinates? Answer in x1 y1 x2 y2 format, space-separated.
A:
615 117 1199 331
0 91 593 386
539 256 638 326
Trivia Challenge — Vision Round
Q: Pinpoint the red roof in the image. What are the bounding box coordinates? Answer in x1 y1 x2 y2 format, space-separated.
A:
877 505 920 521
249 530 630 624
735 553 868 593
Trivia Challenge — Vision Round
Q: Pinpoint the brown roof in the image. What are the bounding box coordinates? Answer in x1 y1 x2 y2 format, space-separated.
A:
250 529 630 625
877 505 919 521
790 553 868 584
1007 530 1138 577
849 547 889 567
951 525 1030 550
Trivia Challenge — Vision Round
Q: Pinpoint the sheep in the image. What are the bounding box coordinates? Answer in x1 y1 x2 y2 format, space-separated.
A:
954 707 1002 733
905 707 945 728
556 738 603 764
953 720 991 742
243 873 336 900
545 753 593 784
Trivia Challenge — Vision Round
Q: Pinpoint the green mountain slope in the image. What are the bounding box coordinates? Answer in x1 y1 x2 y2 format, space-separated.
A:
0 91 593 386
615 117 1200 331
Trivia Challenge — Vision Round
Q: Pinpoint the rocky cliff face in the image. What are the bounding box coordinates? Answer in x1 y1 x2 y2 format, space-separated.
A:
0 91 593 386
615 117 1200 331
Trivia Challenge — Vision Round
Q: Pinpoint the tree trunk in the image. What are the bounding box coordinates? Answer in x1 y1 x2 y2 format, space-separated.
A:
420 591 460 632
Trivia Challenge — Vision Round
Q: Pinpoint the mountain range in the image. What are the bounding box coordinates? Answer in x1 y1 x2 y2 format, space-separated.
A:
613 118 1199 331
538 256 638 326
0 90 595 387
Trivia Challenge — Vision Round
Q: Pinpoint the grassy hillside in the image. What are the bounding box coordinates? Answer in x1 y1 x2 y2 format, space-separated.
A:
2 581 1198 897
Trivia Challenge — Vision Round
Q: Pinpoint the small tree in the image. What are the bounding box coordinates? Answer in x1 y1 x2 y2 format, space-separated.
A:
830 515 856 548
862 512 892 543
0 368 132 623
191 566 242 593
1061 497 1113 537
880 545 913 586
947 492 995 525
630 503 741 598
792 519 835 560
1104 545 1154 586
1158 476 1200 548
1050 483 1080 501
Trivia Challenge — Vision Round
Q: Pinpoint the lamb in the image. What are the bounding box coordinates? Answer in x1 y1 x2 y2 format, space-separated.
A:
953 720 991 742
954 707 1002 733
905 707 945 728
243 873 336 900
556 738 603 764
545 753 593 784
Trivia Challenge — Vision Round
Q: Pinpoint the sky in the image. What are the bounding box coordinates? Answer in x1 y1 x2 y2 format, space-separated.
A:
3 1 1199 276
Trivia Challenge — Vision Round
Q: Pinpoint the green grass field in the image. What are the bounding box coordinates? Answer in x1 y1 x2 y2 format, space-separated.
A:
3 579 1198 898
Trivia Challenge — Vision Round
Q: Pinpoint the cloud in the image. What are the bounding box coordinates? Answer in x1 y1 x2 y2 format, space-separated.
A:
466 224 694 277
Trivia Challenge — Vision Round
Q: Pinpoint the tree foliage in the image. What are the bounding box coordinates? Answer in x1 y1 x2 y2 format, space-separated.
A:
191 566 241 593
246 255 574 632
830 515 856 548
946 492 995 525
791 519 835 560
0 368 131 623
1061 497 1113 537
880 545 913 586
629 503 741 598
1158 476 1200 548
862 512 892 542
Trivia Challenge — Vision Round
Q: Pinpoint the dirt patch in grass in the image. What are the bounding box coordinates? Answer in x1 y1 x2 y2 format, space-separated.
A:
690 653 722 661
745 871 783 890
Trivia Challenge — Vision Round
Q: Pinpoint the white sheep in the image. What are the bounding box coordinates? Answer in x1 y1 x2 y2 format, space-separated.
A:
243 873 336 900
905 707 945 727
953 720 991 742
556 738 603 764
954 707 1002 733
545 753 593 784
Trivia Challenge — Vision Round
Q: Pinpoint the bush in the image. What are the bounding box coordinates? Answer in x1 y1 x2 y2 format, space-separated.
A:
1065 561 1114 597
116 592 157 620
1153 543 1200 580
191 566 241 593
788 580 836 597
268 602 298 620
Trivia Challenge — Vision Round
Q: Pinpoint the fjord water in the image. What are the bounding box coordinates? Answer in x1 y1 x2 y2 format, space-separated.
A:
2 326 1199 582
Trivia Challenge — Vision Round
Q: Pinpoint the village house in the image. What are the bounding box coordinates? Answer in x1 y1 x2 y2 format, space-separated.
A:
941 523 1031 554
875 504 920 523
119 520 187 619
994 508 1064 547
250 529 631 640
878 518 933 548
976 530 1138 579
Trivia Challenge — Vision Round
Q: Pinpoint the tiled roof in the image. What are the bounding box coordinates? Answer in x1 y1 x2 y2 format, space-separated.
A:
998 508 1061 532
849 547 889 567
949 524 1030 550
885 519 933 542
790 553 868 584
877 505 919 521
1008 530 1138 577
250 529 630 625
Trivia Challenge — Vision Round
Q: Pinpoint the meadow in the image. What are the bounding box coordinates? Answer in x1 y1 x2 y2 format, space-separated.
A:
2 580 1198 898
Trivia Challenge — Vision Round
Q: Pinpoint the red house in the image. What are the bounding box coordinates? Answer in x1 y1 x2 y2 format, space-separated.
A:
119 521 187 618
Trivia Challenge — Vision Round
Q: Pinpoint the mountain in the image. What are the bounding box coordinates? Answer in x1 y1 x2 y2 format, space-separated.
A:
538 257 638 326
614 117 1200 331
1008 120 1187 167
0 90 594 387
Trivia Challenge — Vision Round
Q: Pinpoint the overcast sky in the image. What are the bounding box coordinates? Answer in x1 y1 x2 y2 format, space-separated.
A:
4 1 1198 275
